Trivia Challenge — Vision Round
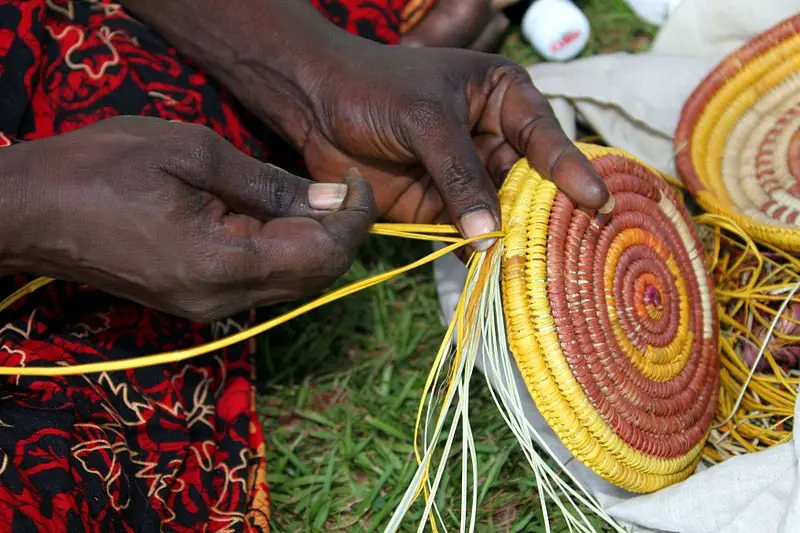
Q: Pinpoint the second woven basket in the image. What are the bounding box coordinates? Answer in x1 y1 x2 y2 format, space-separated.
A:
675 14 800 250
499 145 719 493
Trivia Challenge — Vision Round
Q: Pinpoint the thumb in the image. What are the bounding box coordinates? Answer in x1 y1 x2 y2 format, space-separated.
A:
226 160 350 219
182 130 349 219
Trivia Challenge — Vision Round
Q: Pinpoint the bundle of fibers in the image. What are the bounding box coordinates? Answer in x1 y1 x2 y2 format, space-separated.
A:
387 144 722 533
696 214 800 462
675 12 800 251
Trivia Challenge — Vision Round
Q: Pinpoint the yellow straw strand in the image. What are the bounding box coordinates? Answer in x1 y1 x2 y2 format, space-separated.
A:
0 228 500 377
695 211 800 460
0 276 55 313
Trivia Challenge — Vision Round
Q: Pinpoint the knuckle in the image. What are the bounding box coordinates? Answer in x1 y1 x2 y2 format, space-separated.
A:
261 168 301 214
438 157 474 196
515 114 549 151
407 100 447 133
190 124 219 160
492 61 529 84
175 123 221 177
506 62 530 80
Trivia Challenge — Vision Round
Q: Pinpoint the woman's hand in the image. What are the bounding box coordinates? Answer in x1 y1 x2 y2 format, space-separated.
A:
0 116 377 322
117 0 609 250
295 46 611 248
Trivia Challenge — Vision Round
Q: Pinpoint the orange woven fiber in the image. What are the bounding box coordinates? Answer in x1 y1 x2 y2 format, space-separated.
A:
499 145 720 492
675 13 800 250
399 0 437 33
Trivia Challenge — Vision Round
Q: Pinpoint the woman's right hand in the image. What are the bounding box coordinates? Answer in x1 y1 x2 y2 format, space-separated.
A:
0 116 377 322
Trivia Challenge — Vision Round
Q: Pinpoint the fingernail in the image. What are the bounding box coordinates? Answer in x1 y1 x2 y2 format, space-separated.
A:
309 183 348 210
460 209 498 251
598 195 616 215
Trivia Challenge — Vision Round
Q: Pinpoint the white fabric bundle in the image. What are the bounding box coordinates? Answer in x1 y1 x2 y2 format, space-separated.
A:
433 1 800 531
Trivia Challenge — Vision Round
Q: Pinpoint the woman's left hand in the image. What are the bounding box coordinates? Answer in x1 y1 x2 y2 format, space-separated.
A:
295 46 611 247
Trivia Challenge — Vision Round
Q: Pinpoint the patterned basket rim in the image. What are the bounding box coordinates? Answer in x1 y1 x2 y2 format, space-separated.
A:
674 13 800 249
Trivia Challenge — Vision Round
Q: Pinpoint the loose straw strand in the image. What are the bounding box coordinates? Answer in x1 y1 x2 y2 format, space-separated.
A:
0 225 500 377
0 276 54 314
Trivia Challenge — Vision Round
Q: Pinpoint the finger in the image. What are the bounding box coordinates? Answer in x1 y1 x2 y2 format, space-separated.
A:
176 127 349 219
218 159 347 219
410 116 500 251
468 12 509 52
209 169 376 309
243 168 377 289
401 0 494 49
473 135 520 187
489 144 520 186
454 246 473 265
316 169 379 256
497 71 612 211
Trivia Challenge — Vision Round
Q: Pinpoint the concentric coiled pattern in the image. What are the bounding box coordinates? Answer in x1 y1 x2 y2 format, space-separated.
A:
675 14 800 250
499 145 719 493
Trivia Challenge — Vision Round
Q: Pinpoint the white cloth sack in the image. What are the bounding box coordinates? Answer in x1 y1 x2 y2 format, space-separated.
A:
526 0 799 177
432 1 800 531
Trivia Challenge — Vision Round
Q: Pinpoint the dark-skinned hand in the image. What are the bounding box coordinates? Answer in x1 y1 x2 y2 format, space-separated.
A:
0 116 377 322
293 45 612 251
118 0 611 253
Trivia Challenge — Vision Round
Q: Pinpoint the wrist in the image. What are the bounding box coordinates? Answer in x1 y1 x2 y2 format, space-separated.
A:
210 13 380 150
120 0 377 150
0 147 27 274
0 143 53 276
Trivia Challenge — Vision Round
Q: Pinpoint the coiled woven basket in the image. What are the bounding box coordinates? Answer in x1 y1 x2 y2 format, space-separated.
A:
499 145 719 493
675 14 800 250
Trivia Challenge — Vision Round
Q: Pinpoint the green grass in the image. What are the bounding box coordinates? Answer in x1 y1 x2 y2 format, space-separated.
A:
259 3 657 531
500 0 656 64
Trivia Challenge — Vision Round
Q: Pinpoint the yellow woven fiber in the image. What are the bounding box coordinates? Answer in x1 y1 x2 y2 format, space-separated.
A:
676 14 800 250
1 144 720 498
695 214 800 461
499 144 718 493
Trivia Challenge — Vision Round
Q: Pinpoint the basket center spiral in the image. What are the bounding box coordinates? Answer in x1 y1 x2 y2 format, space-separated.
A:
499 145 719 493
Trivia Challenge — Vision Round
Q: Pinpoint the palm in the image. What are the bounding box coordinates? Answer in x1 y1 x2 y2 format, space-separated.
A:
303 130 446 224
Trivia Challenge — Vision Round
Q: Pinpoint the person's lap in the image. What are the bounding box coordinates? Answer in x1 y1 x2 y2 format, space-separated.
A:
0 1 426 530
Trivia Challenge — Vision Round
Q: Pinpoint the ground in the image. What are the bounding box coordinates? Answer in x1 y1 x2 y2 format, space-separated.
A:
258 1 657 531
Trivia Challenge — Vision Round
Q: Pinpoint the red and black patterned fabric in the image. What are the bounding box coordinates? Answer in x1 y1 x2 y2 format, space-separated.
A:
0 0 432 531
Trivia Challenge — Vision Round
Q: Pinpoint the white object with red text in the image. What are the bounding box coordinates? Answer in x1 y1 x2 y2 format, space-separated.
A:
521 0 590 61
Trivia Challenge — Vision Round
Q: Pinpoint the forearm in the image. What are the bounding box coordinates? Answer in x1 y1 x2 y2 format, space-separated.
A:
0 145 44 276
120 0 368 147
